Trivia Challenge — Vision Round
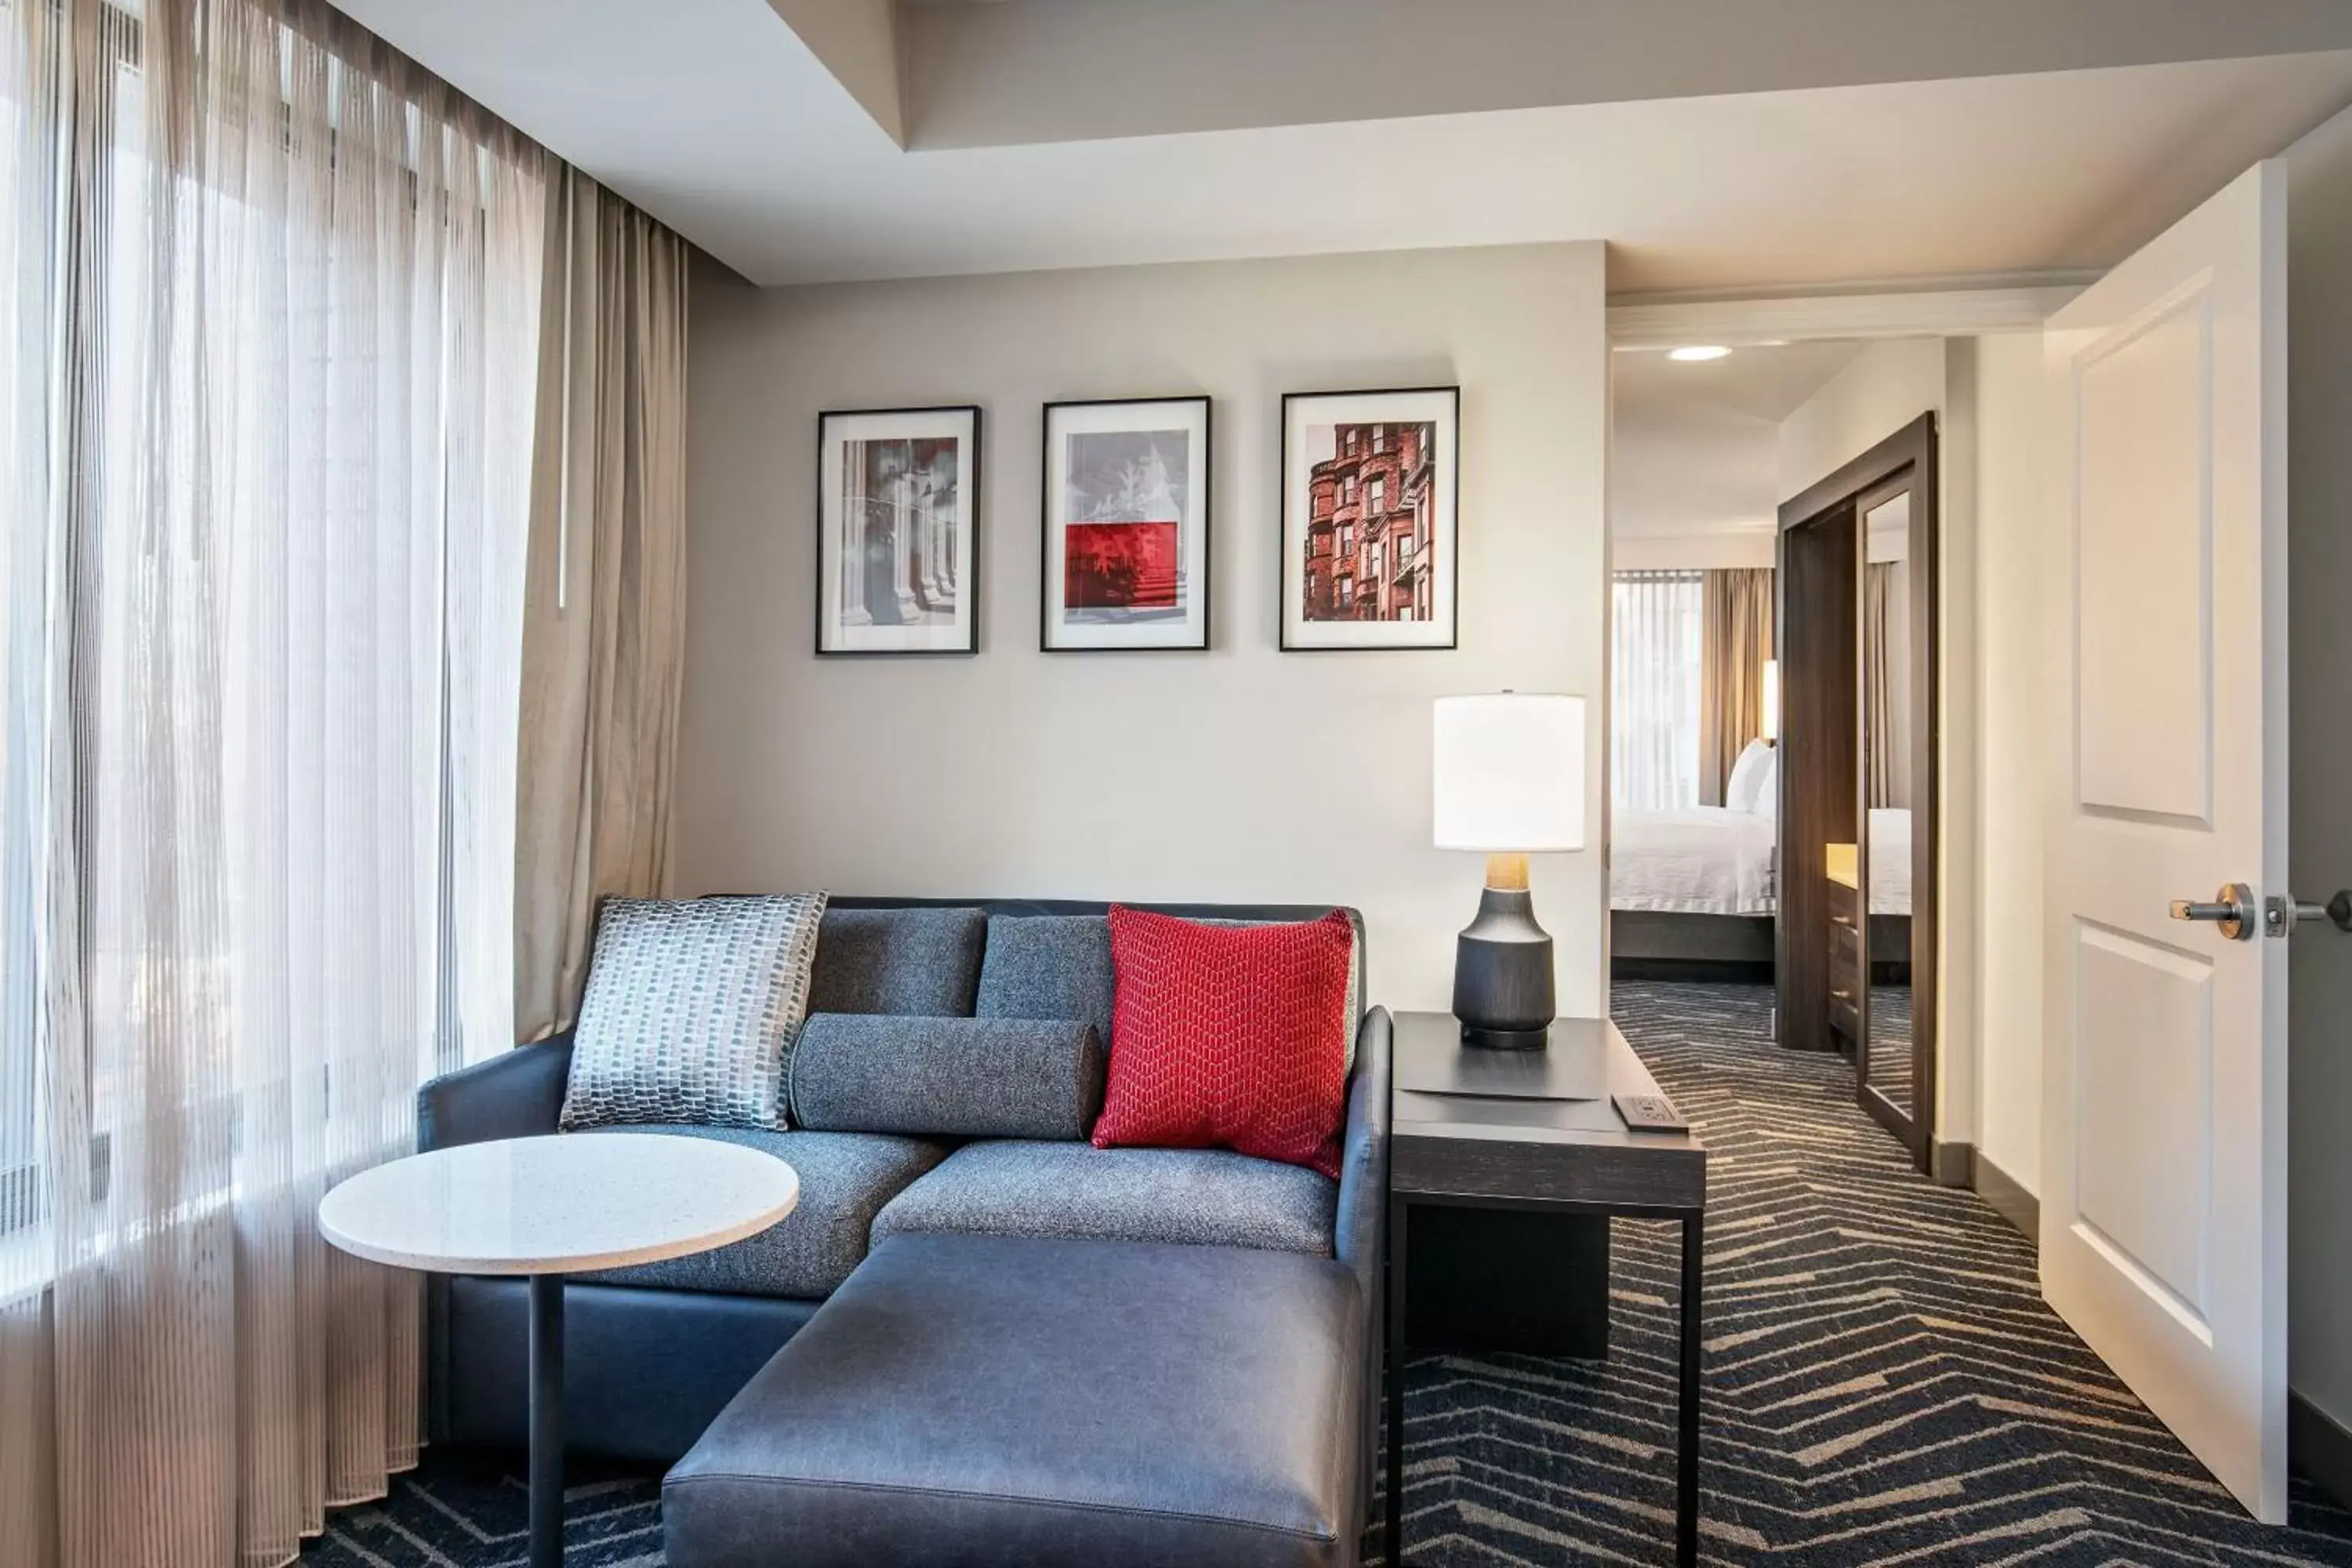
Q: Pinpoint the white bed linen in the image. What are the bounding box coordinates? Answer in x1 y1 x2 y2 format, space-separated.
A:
1610 807 1777 916
1868 808 1912 916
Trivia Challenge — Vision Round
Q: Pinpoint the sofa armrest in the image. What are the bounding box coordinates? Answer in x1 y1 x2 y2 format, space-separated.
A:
416 1033 575 1152
1334 1005 1391 1522
1334 1007 1391 1308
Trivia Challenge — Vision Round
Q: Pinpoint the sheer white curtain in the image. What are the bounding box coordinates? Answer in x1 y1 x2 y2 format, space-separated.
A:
1611 570 1704 812
0 2 545 1564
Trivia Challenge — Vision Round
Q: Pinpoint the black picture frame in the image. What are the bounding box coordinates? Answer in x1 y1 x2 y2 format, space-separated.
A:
1039 394 1214 653
1278 386 1460 652
815 404 983 657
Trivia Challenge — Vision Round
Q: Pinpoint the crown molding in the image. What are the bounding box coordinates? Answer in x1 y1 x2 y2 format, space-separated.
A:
1608 278 2098 347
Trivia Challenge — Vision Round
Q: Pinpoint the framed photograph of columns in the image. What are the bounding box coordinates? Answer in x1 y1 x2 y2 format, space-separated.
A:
816 405 982 656
1279 386 1458 651
1040 396 1212 652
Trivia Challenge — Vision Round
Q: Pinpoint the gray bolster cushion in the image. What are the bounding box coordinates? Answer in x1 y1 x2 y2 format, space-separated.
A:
790 1014 1105 1141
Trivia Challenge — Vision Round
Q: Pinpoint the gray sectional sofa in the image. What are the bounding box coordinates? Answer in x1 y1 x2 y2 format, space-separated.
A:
416 896 1391 1568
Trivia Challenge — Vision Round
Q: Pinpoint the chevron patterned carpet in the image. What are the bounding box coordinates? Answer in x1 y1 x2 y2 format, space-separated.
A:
294 1452 662 1566
1372 982 2352 1566
298 980 2352 1566
1867 982 1913 1109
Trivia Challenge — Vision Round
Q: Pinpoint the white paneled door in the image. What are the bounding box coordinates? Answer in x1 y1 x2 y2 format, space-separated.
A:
2041 161 2289 1523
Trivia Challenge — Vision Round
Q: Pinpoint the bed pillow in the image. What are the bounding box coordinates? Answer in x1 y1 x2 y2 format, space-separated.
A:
1751 746 1780 818
559 892 829 1132
1725 739 1774 813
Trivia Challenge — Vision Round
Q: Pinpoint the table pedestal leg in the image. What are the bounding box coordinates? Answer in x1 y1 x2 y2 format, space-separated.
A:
530 1272 565 1568
1678 1215 1703 1568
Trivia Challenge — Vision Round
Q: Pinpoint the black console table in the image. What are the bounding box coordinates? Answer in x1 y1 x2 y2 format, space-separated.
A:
1385 1011 1708 1566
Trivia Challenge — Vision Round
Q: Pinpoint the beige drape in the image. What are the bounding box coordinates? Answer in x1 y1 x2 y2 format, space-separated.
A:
0 2 545 1563
1699 568 1777 804
1865 562 1896 808
513 169 694 1042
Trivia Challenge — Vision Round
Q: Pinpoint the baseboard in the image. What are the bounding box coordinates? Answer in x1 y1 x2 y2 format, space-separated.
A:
1973 1153 2038 1241
1930 1139 1974 1189
2292 1390 2352 1509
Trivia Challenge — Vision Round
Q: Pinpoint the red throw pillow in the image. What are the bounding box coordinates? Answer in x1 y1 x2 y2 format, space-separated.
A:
1092 906 1354 1178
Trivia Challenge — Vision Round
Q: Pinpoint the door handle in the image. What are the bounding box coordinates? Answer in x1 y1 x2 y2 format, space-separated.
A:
2264 890 2352 937
2171 882 2256 941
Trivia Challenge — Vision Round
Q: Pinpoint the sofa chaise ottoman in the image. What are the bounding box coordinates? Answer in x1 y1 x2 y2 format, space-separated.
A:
666 1232 1363 1568
415 896 1391 1563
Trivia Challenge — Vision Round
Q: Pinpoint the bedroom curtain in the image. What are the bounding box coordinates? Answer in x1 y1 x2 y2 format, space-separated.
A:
511 168 692 1043
1611 570 1705 811
0 2 546 1564
1864 563 1894 808
1698 568 1775 804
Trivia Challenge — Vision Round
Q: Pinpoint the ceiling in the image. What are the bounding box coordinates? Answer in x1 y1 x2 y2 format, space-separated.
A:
1612 342 1873 540
330 1 2352 289
1615 342 1871 426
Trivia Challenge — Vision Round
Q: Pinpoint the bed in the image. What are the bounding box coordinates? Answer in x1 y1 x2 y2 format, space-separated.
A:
1610 806 1778 978
1608 805 1914 978
1867 808 1912 916
1610 807 1777 916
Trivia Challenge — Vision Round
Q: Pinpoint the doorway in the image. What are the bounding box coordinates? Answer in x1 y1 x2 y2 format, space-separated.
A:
1596 310 2347 1554
1606 148 2320 1519
1606 333 1949 1171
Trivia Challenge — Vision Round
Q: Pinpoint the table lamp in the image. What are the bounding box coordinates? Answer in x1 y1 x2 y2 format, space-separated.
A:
1432 693 1587 1049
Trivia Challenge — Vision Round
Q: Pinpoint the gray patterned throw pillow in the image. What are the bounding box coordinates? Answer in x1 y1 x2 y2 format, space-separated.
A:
558 892 829 1132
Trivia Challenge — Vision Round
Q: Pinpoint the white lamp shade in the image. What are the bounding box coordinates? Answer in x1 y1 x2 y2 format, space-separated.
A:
1432 694 1587 852
1762 659 1780 743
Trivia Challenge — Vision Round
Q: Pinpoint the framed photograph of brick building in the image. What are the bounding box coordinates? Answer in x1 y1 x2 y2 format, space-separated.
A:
1279 387 1458 650
816 405 981 655
1041 396 1212 651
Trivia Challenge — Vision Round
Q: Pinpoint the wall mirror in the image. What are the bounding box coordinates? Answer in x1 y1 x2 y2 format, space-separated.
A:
1857 481 1929 1136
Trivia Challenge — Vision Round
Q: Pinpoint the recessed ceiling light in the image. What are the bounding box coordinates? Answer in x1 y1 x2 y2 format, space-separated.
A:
1668 345 1733 362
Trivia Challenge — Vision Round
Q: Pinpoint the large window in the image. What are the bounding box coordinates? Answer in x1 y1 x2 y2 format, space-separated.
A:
0 0 540 1310
0 2 45 1272
1 2 556 1555
1611 570 1704 811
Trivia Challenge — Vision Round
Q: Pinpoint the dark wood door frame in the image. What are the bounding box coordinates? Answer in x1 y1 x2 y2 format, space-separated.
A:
1776 413 1939 1171
1773 501 1857 1055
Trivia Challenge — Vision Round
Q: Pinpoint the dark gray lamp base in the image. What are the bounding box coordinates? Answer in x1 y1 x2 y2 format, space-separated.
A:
1452 886 1556 1050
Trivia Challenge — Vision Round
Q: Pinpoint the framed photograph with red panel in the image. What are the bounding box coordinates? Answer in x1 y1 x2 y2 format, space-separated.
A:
1279 387 1458 651
1040 396 1212 652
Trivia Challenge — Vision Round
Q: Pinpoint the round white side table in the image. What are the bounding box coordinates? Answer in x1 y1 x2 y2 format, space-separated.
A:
320 1133 799 1568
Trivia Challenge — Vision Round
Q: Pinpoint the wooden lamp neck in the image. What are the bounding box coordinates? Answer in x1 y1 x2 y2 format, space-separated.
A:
1483 852 1530 892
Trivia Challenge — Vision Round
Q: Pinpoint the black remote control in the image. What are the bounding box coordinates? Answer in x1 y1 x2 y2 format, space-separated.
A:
1613 1092 1688 1132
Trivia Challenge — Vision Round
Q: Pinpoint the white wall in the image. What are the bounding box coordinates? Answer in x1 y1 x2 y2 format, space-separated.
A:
1611 393 1778 544
1613 532 1776 572
675 242 1611 1017
1777 337 1948 503
1970 330 2052 1196
2286 104 2352 1446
